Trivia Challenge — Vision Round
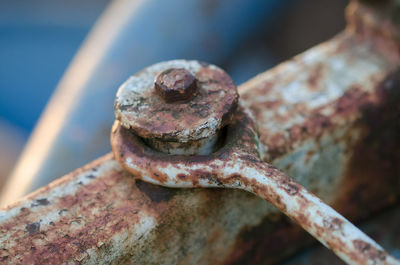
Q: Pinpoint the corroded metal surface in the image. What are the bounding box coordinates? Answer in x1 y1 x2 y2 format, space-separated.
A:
154 68 197 103
115 60 238 143
114 60 239 155
1 1 400 264
111 103 399 265
283 204 400 265
0 154 277 264
239 2 400 219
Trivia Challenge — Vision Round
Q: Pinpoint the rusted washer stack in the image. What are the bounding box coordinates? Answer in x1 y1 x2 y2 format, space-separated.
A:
114 60 239 155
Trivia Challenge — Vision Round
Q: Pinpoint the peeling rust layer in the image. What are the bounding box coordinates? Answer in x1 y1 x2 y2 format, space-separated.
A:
2 1 400 264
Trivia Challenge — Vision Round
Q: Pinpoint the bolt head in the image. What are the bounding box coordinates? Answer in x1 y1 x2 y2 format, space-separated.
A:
114 60 238 142
155 68 197 103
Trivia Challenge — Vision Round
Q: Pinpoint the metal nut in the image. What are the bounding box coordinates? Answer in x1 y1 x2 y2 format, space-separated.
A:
114 60 239 155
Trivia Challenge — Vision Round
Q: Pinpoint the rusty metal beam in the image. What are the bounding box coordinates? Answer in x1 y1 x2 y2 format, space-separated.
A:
240 1 400 220
110 59 397 264
1 1 400 264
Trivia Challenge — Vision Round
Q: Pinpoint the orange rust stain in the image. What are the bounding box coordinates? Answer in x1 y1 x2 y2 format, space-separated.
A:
305 149 315 164
296 213 309 228
323 217 344 231
150 170 169 183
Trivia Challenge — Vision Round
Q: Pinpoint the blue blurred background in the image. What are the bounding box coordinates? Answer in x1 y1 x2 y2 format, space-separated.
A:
0 0 347 192
0 0 109 187
0 0 109 132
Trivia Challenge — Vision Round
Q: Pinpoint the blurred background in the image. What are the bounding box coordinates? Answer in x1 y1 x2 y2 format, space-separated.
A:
0 0 347 205
0 0 110 188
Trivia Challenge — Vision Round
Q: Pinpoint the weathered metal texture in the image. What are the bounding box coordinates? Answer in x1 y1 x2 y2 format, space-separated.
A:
114 60 238 155
240 1 400 219
154 68 197 103
0 154 279 264
1 1 400 264
111 102 399 265
283 204 400 265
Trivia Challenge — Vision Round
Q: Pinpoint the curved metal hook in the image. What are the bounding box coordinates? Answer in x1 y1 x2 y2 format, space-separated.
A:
111 104 400 265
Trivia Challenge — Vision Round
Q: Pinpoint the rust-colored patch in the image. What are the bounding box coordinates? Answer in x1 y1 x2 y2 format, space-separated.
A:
334 85 369 116
280 180 300 196
323 217 344 231
333 70 400 219
353 240 387 261
307 63 324 89
150 170 169 184
262 132 288 160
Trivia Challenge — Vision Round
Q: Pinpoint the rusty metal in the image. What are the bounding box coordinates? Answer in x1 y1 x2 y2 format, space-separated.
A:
0 154 282 265
114 60 238 155
154 68 197 103
284 204 400 265
1 1 400 264
111 57 399 265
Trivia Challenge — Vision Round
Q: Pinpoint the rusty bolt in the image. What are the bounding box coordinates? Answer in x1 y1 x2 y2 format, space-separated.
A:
114 60 238 154
154 68 197 103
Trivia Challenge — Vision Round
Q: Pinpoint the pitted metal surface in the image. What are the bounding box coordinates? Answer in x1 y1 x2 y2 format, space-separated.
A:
114 60 238 143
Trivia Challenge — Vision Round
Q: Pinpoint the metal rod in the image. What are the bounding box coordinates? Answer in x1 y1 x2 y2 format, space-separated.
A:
237 161 400 265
